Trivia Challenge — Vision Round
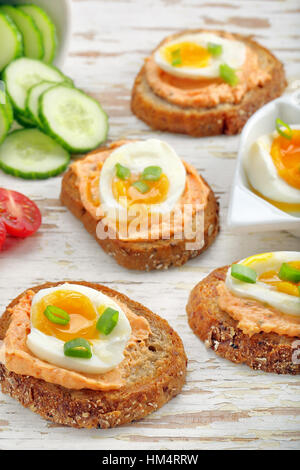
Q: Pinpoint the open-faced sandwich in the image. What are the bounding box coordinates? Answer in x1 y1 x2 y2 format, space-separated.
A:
131 30 286 137
0 281 187 428
187 252 300 374
61 139 219 271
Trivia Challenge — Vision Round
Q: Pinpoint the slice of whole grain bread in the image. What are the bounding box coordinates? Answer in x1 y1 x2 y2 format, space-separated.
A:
60 146 219 271
0 281 187 428
186 267 300 375
131 30 287 136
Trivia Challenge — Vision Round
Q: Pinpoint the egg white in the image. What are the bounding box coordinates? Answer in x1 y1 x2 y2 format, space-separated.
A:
154 32 246 79
226 251 300 316
99 139 186 214
27 283 132 374
244 127 300 205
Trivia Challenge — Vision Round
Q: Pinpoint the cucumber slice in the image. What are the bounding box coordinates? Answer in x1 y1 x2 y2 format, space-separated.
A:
0 5 43 60
3 57 72 114
39 85 109 153
0 12 23 72
18 4 57 63
0 88 14 129
14 109 35 128
26 81 59 127
0 106 9 145
0 128 70 179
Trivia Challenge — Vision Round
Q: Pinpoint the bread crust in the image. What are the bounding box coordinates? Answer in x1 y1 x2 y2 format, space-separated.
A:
131 30 287 136
60 148 219 271
186 267 300 375
0 281 187 428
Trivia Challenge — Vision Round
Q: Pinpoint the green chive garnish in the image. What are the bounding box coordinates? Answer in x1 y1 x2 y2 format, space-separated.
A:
141 166 162 181
219 64 239 87
96 307 119 335
64 338 92 359
231 264 257 283
171 48 182 66
278 263 300 283
44 305 70 325
132 180 150 193
275 118 293 140
207 42 223 57
116 163 131 180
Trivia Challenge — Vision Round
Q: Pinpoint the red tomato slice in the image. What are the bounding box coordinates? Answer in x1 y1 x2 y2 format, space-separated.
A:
0 188 42 238
0 220 6 250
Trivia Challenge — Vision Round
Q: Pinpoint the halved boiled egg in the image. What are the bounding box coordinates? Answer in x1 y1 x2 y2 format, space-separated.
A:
244 126 300 214
226 252 300 316
154 32 246 79
99 139 186 214
27 283 131 374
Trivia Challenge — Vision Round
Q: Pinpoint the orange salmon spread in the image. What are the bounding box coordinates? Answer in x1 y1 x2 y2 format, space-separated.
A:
0 289 151 391
71 141 210 242
217 281 300 337
145 32 270 109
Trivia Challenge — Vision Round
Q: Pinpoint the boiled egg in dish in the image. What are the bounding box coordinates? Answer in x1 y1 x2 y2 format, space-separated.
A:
99 139 186 214
27 283 131 374
244 125 300 214
154 32 246 80
226 252 300 316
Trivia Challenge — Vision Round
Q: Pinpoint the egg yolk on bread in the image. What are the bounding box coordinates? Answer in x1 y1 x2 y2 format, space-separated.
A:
112 173 169 206
31 290 100 342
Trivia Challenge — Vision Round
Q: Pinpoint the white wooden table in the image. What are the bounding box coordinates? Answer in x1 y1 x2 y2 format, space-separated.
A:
0 0 299 451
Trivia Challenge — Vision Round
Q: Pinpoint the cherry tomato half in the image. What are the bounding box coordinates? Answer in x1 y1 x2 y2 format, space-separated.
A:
0 220 6 250
0 188 42 238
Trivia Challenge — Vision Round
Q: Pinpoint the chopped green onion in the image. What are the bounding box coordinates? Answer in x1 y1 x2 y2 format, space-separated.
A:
96 307 119 335
231 264 257 283
116 163 131 180
275 118 293 140
43 305 70 325
64 338 92 359
132 180 150 193
171 48 182 66
219 64 239 87
141 166 162 181
279 263 300 283
207 42 223 57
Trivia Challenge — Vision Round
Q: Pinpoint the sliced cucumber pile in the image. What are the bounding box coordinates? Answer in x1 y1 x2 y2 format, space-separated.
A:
40 85 109 153
0 5 43 60
18 4 57 63
0 12 23 71
3 57 72 114
0 128 70 179
0 5 109 179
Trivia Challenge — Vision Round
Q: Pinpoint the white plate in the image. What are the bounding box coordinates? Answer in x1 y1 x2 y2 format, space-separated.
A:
0 0 72 67
227 90 300 237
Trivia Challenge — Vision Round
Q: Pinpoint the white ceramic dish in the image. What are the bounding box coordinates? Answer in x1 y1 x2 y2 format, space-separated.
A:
227 90 300 237
0 0 72 67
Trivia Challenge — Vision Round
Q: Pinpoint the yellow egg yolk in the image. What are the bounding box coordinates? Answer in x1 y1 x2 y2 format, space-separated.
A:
271 130 300 190
112 173 170 207
258 261 300 297
31 290 102 342
164 41 211 68
249 183 300 214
